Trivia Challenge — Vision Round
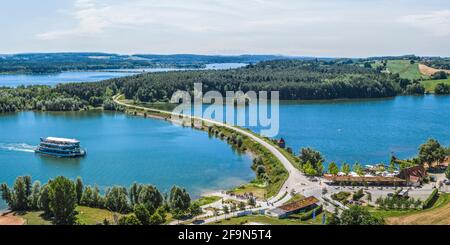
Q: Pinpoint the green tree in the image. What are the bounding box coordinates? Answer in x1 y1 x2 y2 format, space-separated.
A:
435 83 450 94
105 186 129 214
138 185 163 214
303 161 318 176
129 182 141 206
189 203 202 217
169 186 191 213
92 185 103 208
118 215 142 225
13 176 29 210
339 205 384 225
328 162 339 175
327 207 341 225
29 181 41 210
418 139 446 166
353 162 364 176
75 177 83 205
388 160 397 174
342 163 351 176
38 185 51 215
256 165 266 177
236 136 244 148
149 211 165 225
238 202 246 211
432 71 448 80
445 167 450 180
316 161 324 176
247 197 256 207
230 203 237 212
48 176 77 225
0 183 12 208
81 186 93 206
299 148 324 171
134 203 151 225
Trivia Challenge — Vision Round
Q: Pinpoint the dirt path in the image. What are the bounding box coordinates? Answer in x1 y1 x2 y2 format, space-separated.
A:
386 202 450 225
418 64 450 76
0 212 25 225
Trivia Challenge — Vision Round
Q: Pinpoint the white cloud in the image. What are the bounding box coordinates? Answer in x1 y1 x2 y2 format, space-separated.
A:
25 0 450 56
36 0 328 40
398 10 450 37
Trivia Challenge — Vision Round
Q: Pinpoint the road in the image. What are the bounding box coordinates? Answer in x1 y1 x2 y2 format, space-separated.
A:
113 95 338 223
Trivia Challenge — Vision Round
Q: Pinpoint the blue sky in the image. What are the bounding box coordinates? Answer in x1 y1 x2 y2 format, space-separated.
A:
1 0 450 57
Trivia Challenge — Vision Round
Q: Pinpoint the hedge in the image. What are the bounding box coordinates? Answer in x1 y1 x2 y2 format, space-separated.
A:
299 205 323 221
422 189 439 210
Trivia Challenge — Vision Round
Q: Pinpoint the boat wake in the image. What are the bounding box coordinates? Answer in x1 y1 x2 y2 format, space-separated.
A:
0 143 36 153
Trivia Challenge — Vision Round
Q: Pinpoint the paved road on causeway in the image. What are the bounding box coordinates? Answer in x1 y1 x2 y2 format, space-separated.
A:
113 95 324 224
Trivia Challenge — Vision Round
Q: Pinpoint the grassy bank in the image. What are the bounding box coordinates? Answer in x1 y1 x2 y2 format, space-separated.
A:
209 125 288 199
368 193 450 224
115 98 288 199
421 78 450 93
19 206 119 225
193 196 222 206
211 214 327 225
386 60 427 80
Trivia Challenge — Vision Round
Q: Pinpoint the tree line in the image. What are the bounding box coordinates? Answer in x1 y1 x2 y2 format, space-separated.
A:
286 138 449 177
1 59 446 114
0 176 200 225
113 59 407 102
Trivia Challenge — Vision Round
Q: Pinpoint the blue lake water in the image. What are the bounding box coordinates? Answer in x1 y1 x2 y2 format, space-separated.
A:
270 96 450 164
0 64 449 210
0 111 253 209
238 96 447 166
1 96 449 210
0 63 247 87
183 95 450 165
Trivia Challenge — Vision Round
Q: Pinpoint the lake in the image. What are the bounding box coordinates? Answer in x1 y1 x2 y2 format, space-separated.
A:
1 65 449 211
0 111 254 210
254 95 450 165
183 95 450 165
0 63 247 87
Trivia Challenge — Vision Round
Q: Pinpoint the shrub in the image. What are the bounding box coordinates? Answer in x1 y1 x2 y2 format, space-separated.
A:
299 205 323 221
422 189 439 209
352 189 365 201
331 192 351 202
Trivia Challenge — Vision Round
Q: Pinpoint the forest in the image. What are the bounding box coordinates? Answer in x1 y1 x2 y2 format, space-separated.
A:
0 176 198 225
0 59 431 113
113 59 409 102
0 53 286 74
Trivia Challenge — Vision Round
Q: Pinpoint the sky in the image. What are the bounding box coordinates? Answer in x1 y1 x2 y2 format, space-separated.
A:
1 0 450 57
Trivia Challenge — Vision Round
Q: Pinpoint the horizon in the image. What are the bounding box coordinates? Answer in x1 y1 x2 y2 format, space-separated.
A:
0 52 447 59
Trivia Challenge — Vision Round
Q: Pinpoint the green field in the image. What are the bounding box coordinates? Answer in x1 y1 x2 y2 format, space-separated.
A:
285 193 305 204
19 206 119 225
211 214 326 225
19 211 52 225
386 60 427 80
368 193 450 223
193 196 222 206
421 78 450 93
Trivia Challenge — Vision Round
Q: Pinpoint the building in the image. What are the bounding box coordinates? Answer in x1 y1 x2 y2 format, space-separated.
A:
397 165 427 187
323 175 406 186
267 196 319 219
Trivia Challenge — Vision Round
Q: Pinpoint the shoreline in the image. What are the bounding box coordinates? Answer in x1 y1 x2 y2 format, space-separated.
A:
125 109 263 200
113 95 293 200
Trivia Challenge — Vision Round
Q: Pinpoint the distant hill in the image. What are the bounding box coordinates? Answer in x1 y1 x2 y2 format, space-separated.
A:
0 52 333 74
